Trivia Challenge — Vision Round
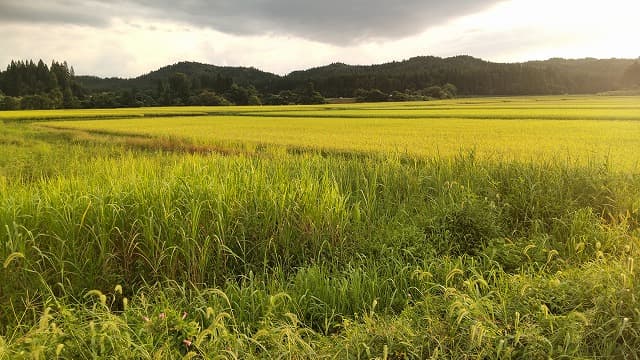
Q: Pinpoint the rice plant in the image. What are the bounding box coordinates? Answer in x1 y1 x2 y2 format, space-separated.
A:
1 96 640 358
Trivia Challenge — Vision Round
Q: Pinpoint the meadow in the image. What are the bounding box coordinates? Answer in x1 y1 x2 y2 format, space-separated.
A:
1 96 640 358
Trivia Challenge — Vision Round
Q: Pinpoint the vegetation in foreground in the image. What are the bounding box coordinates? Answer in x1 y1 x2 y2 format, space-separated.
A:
1 100 640 358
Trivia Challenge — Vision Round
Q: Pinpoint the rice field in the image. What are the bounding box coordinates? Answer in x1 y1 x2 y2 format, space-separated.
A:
39 96 640 169
1 96 640 358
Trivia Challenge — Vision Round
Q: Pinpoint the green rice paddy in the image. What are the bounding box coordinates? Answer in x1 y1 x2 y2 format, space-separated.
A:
1 96 639 358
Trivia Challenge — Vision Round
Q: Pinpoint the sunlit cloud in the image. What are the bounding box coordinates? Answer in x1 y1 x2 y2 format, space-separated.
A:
0 0 638 78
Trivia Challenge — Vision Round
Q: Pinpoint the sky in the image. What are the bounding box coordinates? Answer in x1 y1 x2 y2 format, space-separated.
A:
1 0 639 78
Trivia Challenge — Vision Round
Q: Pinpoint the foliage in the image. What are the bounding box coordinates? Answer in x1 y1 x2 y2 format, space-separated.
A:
355 88 389 102
188 90 231 106
3 56 638 110
0 60 325 109
0 60 84 110
287 56 635 97
1 98 640 358
622 61 640 87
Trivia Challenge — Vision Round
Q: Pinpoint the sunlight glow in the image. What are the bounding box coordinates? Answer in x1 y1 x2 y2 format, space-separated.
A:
0 0 637 77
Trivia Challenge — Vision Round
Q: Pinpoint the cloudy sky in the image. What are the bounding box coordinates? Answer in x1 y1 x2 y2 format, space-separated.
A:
1 0 639 78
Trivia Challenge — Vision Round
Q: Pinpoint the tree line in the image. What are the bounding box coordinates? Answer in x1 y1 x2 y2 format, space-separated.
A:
0 60 86 110
1 56 639 110
0 60 331 110
284 56 640 97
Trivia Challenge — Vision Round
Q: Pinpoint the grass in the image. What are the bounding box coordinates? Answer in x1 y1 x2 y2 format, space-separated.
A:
38 96 640 169
1 96 640 358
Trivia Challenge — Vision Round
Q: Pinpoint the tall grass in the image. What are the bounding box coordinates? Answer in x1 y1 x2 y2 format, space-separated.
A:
1 107 640 358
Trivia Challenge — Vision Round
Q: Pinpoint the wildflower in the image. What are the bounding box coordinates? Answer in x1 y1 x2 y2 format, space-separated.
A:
159 312 166 319
183 339 192 347
143 316 150 322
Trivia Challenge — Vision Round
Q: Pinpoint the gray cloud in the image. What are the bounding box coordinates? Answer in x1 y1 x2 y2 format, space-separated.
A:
0 1 111 27
0 0 501 44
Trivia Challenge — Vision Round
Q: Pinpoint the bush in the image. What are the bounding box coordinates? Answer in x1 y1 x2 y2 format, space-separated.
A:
0 95 20 110
189 90 231 106
355 88 388 102
20 94 53 110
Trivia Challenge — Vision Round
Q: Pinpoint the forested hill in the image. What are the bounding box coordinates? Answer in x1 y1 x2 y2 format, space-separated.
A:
284 56 639 97
77 62 280 92
76 56 640 97
1 56 639 110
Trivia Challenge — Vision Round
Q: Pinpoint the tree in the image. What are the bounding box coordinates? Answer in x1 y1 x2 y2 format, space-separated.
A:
156 80 171 106
62 86 79 108
424 86 445 99
263 94 287 105
297 81 326 104
49 88 63 108
277 90 297 104
35 60 50 92
88 92 121 108
189 90 231 106
622 61 640 87
389 90 410 102
248 94 262 105
355 88 388 102
442 83 457 97
0 95 20 110
168 72 191 103
50 61 71 90
21 94 51 109
0 58 87 109
225 84 249 105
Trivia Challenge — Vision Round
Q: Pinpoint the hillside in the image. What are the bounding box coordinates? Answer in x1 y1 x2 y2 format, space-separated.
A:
2 56 639 109
285 56 637 97
76 56 638 97
77 61 281 92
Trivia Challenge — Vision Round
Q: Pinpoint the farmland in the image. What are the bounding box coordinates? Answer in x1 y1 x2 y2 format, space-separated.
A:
33 96 640 169
1 96 640 358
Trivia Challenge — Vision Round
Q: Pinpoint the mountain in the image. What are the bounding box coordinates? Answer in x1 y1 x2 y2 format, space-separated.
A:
77 61 281 92
284 56 637 97
75 56 638 98
3 56 639 110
